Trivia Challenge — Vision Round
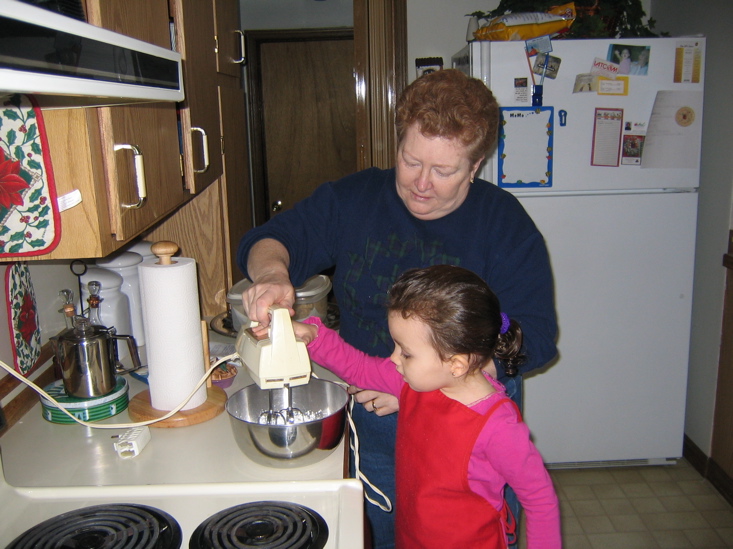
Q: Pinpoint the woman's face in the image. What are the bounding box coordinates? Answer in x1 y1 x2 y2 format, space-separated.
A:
395 124 483 221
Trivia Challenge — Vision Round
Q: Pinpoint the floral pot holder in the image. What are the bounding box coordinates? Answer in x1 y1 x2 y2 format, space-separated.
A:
0 94 61 257
5 263 41 375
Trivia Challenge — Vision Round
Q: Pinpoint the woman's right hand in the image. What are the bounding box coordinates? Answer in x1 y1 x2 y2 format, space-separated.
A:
241 272 296 328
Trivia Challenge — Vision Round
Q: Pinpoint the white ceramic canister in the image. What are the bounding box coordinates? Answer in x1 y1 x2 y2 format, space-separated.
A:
126 240 155 262
80 267 133 361
96 252 145 346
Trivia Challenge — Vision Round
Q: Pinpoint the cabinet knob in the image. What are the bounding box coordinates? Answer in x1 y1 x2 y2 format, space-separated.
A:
271 201 283 212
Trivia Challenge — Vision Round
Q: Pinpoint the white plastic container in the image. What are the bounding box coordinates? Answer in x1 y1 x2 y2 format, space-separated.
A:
226 275 332 331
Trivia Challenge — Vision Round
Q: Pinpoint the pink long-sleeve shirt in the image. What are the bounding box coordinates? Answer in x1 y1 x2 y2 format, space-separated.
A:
304 317 561 548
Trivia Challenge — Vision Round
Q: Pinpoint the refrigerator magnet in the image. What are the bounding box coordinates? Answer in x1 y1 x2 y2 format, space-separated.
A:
621 135 645 165
497 106 554 188
573 74 596 93
597 76 629 96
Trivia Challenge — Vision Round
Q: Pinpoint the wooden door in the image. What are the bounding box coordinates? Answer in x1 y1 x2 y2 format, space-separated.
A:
246 29 356 224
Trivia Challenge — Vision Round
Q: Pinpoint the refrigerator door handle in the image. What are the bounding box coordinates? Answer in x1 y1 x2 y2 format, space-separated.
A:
511 187 698 198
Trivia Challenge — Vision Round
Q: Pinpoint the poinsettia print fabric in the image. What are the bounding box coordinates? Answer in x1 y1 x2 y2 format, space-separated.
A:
5 263 41 375
0 94 61 257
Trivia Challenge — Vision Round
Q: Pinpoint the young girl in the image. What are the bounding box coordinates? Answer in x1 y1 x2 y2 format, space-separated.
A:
614 47 632 74
293 265 560 548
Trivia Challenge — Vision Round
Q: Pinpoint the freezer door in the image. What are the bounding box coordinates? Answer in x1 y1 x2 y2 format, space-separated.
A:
474 38 705 193
520 191 697 464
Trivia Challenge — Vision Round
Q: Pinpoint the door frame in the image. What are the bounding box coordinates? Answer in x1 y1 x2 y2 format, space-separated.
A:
354 0 407 170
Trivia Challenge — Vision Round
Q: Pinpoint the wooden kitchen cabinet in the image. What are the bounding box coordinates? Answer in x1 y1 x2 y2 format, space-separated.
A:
169 0 223 193
23 0 186 260
146 0 252 316
36 104 184 258
146 83 252 317
214 0 245 78
86 0 188 241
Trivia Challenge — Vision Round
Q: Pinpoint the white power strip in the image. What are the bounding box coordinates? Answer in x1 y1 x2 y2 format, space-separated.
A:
113 426 152 459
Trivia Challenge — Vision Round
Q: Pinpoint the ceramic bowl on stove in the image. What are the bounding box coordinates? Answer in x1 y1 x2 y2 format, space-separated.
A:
226 378 348 468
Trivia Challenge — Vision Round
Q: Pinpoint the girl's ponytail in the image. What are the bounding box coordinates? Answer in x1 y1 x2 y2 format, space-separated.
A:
495 319 525 377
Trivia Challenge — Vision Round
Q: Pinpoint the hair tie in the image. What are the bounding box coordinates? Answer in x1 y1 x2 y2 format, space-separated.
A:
500 312 510 335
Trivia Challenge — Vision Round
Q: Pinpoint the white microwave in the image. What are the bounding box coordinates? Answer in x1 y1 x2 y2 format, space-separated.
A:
0 0 183 107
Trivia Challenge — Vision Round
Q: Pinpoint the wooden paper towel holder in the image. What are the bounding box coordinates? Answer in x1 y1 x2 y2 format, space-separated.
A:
127 241 227 428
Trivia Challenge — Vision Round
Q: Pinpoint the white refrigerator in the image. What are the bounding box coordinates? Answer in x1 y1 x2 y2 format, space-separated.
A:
453 37 706 466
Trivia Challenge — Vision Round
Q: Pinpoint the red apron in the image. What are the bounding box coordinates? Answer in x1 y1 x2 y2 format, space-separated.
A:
395 387 515 548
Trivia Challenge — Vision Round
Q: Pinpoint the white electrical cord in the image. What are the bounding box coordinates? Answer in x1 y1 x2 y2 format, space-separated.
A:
0 353 239 430
313 374 393 512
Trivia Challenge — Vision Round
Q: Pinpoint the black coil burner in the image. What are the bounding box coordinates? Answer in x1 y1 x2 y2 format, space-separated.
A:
7 503 182 549
190 501 329 549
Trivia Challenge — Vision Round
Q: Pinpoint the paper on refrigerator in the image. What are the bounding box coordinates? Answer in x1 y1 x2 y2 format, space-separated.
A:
641 90 703 170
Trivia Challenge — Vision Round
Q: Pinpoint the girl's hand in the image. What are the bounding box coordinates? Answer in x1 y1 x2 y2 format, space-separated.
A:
292 320 318 344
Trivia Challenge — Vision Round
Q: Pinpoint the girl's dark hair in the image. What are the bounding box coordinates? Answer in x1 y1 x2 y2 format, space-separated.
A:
387 265 525 376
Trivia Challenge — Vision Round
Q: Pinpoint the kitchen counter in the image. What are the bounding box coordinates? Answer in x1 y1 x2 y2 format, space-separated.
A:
0 342 349 488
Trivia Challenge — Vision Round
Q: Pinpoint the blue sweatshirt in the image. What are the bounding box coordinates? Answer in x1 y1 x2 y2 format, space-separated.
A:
237 167 557 380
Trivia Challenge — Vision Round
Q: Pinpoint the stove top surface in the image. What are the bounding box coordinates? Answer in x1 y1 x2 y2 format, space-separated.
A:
1 475 363 548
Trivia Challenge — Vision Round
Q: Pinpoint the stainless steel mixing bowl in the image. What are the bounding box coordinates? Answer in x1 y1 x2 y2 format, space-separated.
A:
226 378 348 468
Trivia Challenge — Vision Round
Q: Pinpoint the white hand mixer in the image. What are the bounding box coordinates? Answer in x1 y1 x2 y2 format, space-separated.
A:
234 306 312 425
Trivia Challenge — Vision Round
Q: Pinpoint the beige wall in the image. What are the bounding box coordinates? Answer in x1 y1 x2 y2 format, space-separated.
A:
406 0 495 82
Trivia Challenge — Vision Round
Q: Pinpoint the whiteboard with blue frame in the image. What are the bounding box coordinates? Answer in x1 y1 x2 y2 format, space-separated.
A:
497 106 554 188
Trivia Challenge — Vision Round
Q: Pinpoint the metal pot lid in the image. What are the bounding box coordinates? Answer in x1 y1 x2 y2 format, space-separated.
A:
227 275 331 303
295 275 331 299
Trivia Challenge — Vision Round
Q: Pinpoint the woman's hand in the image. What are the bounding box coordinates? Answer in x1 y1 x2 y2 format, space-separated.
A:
292 321 318 344
349 387 399 416
241 272 295 328
243 239 296 327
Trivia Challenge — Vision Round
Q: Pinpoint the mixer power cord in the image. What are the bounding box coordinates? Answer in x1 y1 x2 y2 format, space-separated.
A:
0 354 239 430
313 374 393 513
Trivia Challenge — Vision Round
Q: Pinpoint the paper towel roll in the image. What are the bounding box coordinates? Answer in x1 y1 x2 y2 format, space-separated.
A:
138 255 207 411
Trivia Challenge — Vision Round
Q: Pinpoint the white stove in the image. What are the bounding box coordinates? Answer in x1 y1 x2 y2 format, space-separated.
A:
0 453 364 548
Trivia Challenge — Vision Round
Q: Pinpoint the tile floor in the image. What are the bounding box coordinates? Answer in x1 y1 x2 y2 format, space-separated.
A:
518 459 733 548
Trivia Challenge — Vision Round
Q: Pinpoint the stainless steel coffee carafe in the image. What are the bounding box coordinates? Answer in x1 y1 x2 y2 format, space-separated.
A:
53 316 141 399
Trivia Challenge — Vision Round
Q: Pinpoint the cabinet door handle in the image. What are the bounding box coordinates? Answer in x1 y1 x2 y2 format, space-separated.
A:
234 30 246 64
114 143 147 209
191 126 210 174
